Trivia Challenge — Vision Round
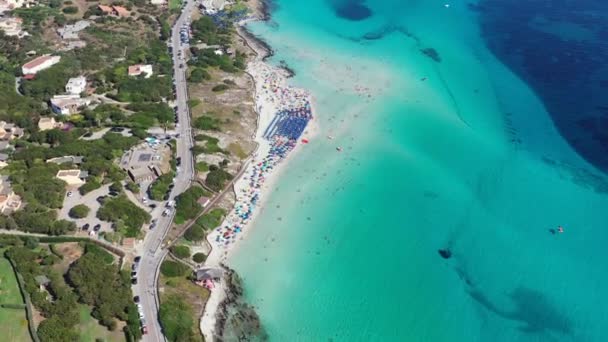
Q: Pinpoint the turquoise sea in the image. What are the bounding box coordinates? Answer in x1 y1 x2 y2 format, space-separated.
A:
231 0 608 341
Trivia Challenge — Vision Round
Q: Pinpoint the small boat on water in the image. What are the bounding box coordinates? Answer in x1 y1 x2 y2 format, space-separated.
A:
336 146 343 152
327 135 334 140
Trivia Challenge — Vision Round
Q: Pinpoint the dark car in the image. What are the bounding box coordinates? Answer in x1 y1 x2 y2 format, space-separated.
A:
109 191 119 196
96 196 106 203
82 223 90 231
131 271 137 277
148 203 157 209
176 157 182 166
134 296 140 303
93 224 101 231
131 278 137 285
163 194 170 201
83 132 93 138
134 256 141 262
110 127 124 132
141 326 148 335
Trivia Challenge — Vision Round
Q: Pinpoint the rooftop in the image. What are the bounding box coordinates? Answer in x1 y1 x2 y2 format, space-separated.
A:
22 55 57 69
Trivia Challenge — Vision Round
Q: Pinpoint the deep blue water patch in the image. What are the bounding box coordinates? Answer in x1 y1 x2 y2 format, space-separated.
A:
328 0 372 21
475 0 608 172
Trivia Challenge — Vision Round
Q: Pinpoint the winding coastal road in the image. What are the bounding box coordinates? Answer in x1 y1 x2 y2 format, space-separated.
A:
136 1 197 341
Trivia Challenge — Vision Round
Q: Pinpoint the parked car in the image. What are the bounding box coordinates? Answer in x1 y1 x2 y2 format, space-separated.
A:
131 271 137 277
133 296 140 303
96 196 106 203
93 224 101 231
141 326 148 335
109 191 119 197
82 223 90 231
148 204 157 209
67 191 73 197
134 256 141 263
131 278 137 285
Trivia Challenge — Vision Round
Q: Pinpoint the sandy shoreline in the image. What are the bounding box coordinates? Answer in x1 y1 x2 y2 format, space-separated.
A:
200 4 318 339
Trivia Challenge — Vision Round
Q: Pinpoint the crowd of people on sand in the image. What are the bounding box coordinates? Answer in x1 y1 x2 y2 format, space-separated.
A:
211 63 313 251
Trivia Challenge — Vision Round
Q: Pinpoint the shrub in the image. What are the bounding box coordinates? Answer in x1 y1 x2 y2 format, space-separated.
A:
109 181 123 193
196 208 226 230
174 186 207 224
79 179 102 195
195 161 209 172
188 68 210 83
184 225 205 242
211 84 229 92
62 6 78 14
170 245 190 259
192 253 206 263
193 116 221 131
126 181 139 193
205 168 232 192
68 204 90 219
160 260 189 277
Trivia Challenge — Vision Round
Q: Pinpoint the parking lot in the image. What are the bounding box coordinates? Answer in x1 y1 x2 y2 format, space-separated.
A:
58 184 113 236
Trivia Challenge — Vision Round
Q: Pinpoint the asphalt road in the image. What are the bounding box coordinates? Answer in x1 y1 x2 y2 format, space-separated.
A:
136 1 197 340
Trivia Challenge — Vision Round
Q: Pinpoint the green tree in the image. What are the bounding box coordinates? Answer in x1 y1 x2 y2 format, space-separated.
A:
192 253 206 263
170 245 190 259
68 204 90 218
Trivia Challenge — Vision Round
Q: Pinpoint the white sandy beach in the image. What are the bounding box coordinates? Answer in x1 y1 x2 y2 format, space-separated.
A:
200 53 318 340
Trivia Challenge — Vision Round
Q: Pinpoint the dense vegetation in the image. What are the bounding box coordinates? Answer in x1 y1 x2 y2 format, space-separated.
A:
205 164 233 192
149 172 175 201
183 208 225 242
67 244 141 339
3 239 140 341
173 186 208 224
159 294 200 342
160 260 190 278
6 245 80 341
97 195 151 237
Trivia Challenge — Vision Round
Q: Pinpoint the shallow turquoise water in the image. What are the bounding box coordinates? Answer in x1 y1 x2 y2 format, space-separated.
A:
231 1 608 341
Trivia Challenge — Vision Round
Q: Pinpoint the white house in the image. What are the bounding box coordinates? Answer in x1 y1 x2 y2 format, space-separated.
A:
65 76 86 95
150 0 166 5
22 55 61 75
128 64 153 78
50 95 91 115
56 169 88 186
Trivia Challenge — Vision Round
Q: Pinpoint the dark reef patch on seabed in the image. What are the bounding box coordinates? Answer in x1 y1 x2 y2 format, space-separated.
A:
475 0 608 173
451 262 572 337
420 48 441 63
328 0 373 21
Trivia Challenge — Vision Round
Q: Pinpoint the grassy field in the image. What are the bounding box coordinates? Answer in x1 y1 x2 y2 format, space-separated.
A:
160 274 209 340
169 0 183 10
0 256 31 342
78 304 126 342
